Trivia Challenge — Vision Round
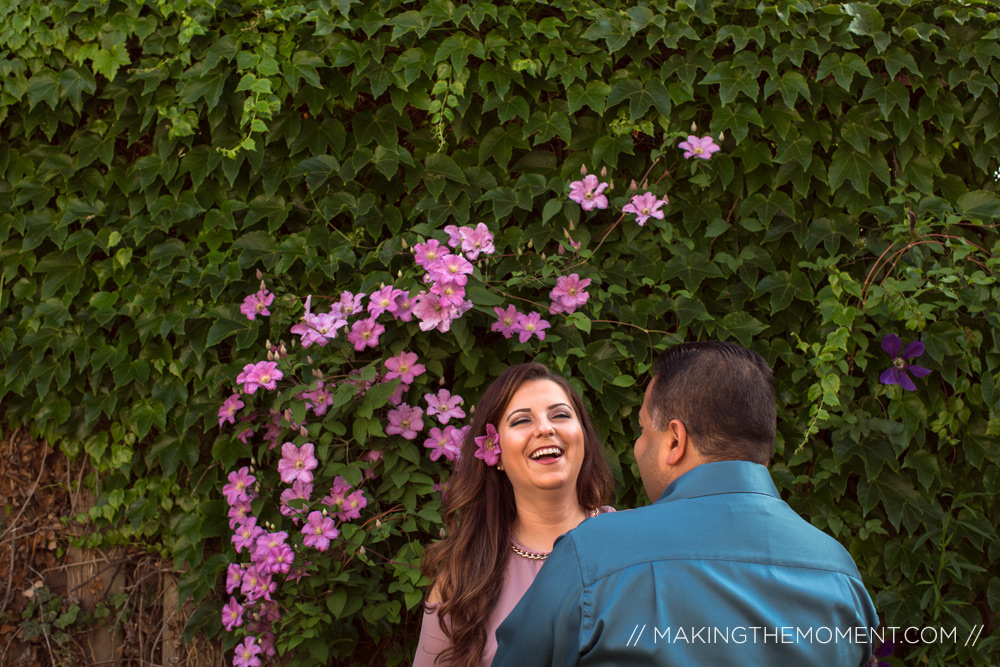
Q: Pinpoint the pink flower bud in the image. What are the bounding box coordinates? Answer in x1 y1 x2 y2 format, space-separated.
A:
299 425 308 437
256 269 263 280
630 179 637 192
690 121 697 133
600 166 607 178
580 164 587 176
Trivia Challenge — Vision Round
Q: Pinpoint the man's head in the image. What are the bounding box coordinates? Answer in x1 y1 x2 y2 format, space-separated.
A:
634 341 776 500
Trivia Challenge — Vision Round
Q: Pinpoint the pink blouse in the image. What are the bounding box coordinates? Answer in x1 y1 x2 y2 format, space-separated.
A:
413 507 615 667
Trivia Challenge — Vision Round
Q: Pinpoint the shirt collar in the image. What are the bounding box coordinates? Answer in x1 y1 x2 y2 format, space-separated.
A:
655 460 780 504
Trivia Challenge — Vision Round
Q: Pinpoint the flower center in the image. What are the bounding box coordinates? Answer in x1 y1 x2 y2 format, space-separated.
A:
399 363 409 373
694 147 704 154
568 287 577 295
255 302 265 311
259 373 271 383
894 357 906 370
362 330 371 339
641 207 650 214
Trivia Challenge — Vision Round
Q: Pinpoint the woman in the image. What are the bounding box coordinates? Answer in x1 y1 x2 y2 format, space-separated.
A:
414 363 614 667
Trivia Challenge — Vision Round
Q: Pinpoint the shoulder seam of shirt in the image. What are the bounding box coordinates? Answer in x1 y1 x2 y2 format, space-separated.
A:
580 555 868 587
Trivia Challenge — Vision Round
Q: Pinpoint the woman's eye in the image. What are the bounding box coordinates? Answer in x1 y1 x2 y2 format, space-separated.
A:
553 412 570 419
511 419 528 426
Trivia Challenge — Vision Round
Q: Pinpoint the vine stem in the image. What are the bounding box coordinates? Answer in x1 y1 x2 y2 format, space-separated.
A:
859 233 996 308
565 153 674 271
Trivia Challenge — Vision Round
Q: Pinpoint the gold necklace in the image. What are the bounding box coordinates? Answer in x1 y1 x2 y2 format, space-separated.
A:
510 508 599 560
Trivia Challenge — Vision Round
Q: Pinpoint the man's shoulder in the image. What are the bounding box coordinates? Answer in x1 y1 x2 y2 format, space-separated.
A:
565 491 864 582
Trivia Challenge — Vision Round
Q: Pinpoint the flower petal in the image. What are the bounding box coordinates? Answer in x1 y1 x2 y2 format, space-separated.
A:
897 371 917 391
901 340 924 359
881 334 902 357
907 365 932 377
879 368 900 385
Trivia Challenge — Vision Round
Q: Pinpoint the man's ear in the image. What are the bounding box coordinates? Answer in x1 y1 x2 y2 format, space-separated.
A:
662 419 688 467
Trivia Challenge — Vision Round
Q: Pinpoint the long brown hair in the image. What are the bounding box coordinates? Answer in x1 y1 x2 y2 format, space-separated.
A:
420 363 613 666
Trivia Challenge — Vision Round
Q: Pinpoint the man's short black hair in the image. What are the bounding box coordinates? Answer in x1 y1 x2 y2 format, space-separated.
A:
650 341 776 465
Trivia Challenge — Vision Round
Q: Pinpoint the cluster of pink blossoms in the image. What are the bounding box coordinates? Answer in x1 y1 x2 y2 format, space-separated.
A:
410 222 495 333
423 424 467 462
491 305 551 342
222 442 368 662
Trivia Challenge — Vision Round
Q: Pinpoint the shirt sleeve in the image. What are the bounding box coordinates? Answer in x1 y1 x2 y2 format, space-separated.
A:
492 533 585 667
413 605 450 667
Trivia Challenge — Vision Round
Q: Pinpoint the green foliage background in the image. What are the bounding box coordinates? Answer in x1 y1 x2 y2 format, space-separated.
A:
2 0 999 663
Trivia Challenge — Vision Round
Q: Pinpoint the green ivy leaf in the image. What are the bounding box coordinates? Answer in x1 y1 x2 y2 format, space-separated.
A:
92 43 131 81
827 146 891 196
816 52 871 91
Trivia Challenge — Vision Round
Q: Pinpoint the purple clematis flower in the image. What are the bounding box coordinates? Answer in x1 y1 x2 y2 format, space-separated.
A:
879 334 931 391
869 640 893 667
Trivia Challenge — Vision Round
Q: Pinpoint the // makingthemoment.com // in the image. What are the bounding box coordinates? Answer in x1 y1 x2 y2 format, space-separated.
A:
624 625 985 648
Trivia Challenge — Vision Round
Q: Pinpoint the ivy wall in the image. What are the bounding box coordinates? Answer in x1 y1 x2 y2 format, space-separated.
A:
1 0 998 664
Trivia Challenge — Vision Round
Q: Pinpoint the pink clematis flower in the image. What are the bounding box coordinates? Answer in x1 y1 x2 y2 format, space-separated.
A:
428 253 474 286
240 289 274 321
368 285 404 319
384 351 426 385
223 467 256 506
218 393 244 427
222 598 245 631
347 317 385 351
425 389 466 424
492 305 522 339
474 423 501 466
277 442 318 484
549 274 592 315
515 312 551 343
386 403 424 440
414 239 447 268
568 173 609 211
424 426 463 462
412 292 455 333
460 222 495 260
225 563 244 594
338 489 367 522
237 361 282 394
233 636 263 667
329 290 366 319
622 192 668 226
302 510 339 550
678 135 721 160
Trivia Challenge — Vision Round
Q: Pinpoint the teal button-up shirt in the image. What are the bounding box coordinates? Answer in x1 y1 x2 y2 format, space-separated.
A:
493 461 878 666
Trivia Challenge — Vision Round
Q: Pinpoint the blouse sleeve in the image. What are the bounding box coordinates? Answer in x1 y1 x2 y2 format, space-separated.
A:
413 605 450 667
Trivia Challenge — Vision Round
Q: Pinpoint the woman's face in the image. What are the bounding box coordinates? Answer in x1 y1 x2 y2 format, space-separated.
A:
497 379 586 497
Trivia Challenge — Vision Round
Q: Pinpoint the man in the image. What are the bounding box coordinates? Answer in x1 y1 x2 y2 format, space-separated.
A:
493 341 879 666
